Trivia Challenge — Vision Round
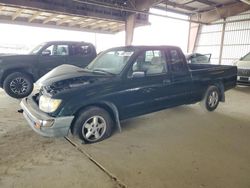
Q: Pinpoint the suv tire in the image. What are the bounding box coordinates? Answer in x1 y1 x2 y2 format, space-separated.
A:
3 72 33 99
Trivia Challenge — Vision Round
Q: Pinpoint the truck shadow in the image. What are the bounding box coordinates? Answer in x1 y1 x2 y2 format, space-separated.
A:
119 105 200 132
118 104 249 134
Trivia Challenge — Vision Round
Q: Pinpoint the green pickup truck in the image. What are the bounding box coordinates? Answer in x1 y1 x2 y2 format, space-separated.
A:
0 41 97 98
20 45 237 144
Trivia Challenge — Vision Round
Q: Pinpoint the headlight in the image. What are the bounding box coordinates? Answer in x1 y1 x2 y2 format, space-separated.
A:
39 95 62 113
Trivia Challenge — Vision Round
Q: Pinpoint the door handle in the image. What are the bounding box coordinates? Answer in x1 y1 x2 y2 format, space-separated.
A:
163 79 171 84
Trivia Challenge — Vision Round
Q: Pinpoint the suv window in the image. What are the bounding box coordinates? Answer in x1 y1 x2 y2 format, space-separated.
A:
169 49 185 72
130 50 167 76
42 45 69 56
71 44 92 56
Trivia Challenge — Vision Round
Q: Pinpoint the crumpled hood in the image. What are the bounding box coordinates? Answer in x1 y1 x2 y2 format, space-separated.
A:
36 64 112 95
236 60 250 69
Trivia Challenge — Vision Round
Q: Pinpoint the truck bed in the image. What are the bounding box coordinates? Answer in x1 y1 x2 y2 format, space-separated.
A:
188 64 237 91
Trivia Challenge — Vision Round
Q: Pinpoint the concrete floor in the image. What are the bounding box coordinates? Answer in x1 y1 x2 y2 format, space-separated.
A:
0 87 250 188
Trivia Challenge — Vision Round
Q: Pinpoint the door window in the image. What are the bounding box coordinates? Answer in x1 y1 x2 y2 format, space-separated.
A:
129 50 167 77
42 45 69 56
71 44 93 56
55 45 69 56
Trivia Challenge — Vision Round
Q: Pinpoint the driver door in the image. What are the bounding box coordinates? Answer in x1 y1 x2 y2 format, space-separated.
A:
38 44 69 77
117 49 174 119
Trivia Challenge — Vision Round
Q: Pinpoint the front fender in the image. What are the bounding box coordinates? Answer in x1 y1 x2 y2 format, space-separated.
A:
58 100 122 132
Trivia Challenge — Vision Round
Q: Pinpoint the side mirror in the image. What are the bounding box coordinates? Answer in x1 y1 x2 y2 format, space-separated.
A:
132 71 145 78
42 50 51 56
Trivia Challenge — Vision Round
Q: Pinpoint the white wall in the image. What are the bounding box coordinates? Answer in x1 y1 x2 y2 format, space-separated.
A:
195 10 250 65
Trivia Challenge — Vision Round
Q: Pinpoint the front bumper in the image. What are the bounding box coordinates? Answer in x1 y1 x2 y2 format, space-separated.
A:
237 76 250 86
20 97 74 137
0 70 4 87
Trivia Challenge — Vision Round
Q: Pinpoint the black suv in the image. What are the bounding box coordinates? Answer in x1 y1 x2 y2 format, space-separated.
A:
0 41 97 98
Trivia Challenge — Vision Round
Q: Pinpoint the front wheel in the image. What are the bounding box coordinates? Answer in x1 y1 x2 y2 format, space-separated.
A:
71 107 114 144
200 86 220 112
3 72 33 99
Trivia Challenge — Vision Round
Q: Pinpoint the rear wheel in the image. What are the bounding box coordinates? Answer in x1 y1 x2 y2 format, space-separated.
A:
72 107 114 143
200 86 220 112
3 72 33 99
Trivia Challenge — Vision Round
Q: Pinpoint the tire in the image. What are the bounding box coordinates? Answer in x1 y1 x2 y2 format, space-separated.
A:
3 72 33 99
71 106 114 144
200 85 220 112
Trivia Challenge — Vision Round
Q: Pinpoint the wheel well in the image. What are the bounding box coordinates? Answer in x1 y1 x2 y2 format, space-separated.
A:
209 82 225 102
1 69 34 86
70 103 118 132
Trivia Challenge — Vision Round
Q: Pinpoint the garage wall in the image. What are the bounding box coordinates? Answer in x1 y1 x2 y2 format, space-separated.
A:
194 20 223 64
195 10 250 65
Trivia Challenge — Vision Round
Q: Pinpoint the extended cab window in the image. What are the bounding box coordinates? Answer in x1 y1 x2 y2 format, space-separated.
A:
169 49 186 72
42 45 69 56
130 50 167 76
71 44 92 56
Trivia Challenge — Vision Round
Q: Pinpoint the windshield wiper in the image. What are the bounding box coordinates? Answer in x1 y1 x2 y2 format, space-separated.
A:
92 69 115 75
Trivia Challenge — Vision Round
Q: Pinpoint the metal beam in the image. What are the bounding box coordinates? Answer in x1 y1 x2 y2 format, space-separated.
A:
125 14 136 45
12 8 22 20
0 0 126 22
191 2 250 23
56 16 72 26
187 22 200 53
68 18 84 27
163 1 196 11
72 0 205 24
0 16 115 34
193 0 217 6
43 14 58 24
218 19 226 65
80 20 103 28
28 11 40 22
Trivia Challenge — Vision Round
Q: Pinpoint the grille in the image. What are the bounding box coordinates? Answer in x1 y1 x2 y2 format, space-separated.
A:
237 69 250 76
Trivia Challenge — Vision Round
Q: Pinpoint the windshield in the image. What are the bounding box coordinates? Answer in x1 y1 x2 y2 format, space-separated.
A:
241 52 250 61
29 43 45 54
86 49 135 75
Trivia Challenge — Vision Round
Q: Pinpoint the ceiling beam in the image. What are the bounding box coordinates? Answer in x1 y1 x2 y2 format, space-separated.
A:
191 2 250 23
68 18 83 27
161 1 196 11
43 14 58 24
56 16 72 25
193 0 217 6
80 20 102 28
12 8 23 20
0 0 126 22
28 11 40 22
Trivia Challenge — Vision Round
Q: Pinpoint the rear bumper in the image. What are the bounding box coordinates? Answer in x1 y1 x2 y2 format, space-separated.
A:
20 97 74 137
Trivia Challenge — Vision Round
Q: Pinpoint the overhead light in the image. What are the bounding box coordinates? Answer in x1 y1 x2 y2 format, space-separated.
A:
240 0 250 5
